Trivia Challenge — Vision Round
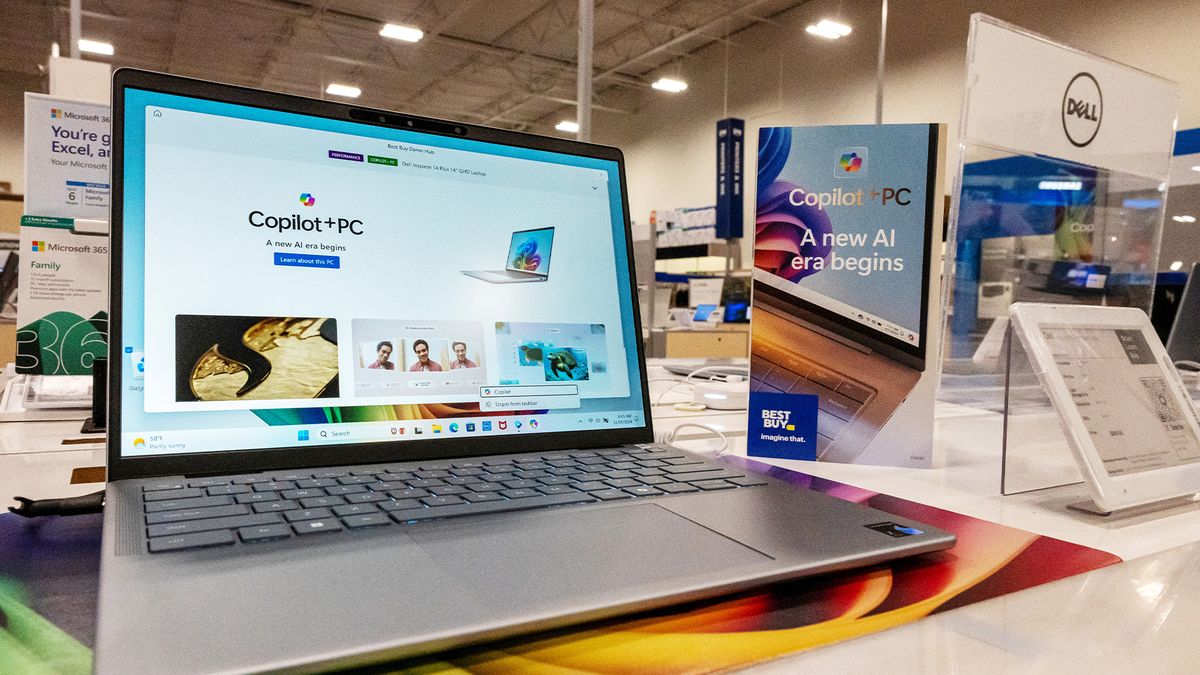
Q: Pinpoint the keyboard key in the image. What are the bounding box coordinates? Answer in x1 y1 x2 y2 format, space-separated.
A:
300 496 346 508
295 478 337 489
536 485 577 495
389 492 595 523
365 481 404 492
624 486 662 497
231 476 269 485
147 512 282 538
500 489 538 499
343 513 391 529
463 491 504 502
252 500 299 513
378 499 423 511
636 475 674 486
349 467 386 476
537 476 575 485
207 485 251 496
517 470 551 480
281 489 325 500
657 483 700 494
414 470 450 479
387 488 429 500
632 467 666 477
635 460 667 468
572 481 608 492
501 479 539 490
144 496 233 513
421 495 465 507
332 504 379 517
589 489 631 501
337 475 373 485
376 473 414 482
345 492 388 504
449 467 484 476
143 488 203 502
692 480 737 491
145 504 250 525
239 523 292 543
312 469 349 479
601 470 637 480
325 485 367 496
253 481 295 492
836 380 874 403
730 476 769 487
408 479 445 489
604 478 640 489
235 491 280 504
293 518 343 535
428 485 469 496
148 529 235 553
284 508 333 522
143 481 185 492
670 470 744 483
471 482 505 492
451 460 486 469
663 457 704 466
608 462 639 470
417 462 452 471
188 478 229 488
273 472 310 482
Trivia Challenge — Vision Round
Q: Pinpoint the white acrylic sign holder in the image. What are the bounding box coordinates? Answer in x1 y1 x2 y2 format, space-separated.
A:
937 15 1179 496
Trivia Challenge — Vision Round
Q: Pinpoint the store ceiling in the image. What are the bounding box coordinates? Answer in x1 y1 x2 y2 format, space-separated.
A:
4 0 807 133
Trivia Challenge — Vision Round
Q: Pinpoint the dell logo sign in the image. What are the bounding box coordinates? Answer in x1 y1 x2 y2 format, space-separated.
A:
1061 72 1102 148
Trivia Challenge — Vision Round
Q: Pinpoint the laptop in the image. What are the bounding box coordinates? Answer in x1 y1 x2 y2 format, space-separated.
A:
461 227 554 283
97 69 954 674
1167 262 1200 365
750 124 942 463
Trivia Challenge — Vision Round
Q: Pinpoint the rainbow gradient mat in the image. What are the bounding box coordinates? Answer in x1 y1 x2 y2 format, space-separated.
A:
0 457 1120 674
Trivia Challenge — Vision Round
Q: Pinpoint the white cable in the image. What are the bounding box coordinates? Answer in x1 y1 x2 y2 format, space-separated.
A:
654 422 729 455
652 366 750 406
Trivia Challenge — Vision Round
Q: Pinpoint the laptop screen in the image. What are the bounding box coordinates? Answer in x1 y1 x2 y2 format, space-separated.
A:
504 228 554 276
117 87 646 459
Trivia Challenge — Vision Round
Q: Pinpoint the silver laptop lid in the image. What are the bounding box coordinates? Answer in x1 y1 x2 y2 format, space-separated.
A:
108 70 650 481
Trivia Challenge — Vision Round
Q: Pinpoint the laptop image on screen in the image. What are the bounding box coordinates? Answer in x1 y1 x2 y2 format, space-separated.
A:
461 227 554 283
1167 262 1200 365
97 70 953 674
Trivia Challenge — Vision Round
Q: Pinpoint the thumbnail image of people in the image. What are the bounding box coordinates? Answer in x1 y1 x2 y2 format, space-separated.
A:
367 340 395 370
176 315 339 402
449 341 479 369
409 338 444 372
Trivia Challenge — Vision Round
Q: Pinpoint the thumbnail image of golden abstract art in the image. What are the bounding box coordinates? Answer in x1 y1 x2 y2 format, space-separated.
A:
190 318 337 401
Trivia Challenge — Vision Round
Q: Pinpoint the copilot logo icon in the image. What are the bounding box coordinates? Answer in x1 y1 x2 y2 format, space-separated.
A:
1062 72 1102 148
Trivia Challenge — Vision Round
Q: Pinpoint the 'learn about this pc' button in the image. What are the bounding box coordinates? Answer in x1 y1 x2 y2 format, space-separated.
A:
273 252 341 269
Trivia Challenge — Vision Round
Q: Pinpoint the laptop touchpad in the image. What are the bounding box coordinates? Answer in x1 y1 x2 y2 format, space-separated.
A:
408 504 772 605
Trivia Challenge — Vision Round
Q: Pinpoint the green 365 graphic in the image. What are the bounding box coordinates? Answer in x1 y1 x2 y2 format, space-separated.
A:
16 311 108 375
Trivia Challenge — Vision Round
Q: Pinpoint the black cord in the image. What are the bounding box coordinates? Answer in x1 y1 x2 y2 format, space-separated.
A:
8 490 105 518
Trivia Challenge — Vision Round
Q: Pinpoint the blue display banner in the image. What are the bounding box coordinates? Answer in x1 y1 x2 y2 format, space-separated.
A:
716 118 744 239
747 391 818 460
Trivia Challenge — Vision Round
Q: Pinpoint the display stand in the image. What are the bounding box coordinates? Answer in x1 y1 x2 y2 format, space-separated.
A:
940 16 1180 489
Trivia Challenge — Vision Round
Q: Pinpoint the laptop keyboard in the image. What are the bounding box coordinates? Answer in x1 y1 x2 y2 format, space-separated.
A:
749 350 876 454
139 446 767 553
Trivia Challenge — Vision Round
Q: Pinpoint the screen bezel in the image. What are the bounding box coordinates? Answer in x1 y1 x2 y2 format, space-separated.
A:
108 69 652 482
754 124 940 370
503 226 554 277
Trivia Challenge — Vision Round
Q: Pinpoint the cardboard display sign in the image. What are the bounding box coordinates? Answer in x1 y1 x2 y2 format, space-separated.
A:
749 124 946 467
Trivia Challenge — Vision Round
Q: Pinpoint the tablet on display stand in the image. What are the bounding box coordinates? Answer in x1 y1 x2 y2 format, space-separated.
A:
1008 303 1200 516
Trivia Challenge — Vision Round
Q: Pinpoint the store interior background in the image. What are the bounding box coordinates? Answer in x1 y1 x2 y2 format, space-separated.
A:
2 0 1199 355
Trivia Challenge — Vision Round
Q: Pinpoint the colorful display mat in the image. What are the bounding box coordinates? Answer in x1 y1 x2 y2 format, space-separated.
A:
0 457 1120 673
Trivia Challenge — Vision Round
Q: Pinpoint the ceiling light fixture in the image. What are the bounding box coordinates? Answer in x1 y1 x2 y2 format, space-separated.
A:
78 39 114 56
805 19 852 40
1170 261 1184 271
651 77 688 93
380 23 424 43
1038 180 1082 191
1172 215 1197 223
555 120 580 133
325 83 361 98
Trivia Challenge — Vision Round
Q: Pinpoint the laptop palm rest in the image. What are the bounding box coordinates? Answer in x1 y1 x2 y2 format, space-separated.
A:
410 504 772 604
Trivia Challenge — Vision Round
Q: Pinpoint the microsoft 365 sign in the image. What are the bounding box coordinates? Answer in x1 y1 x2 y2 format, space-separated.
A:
1061 72 1102 148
